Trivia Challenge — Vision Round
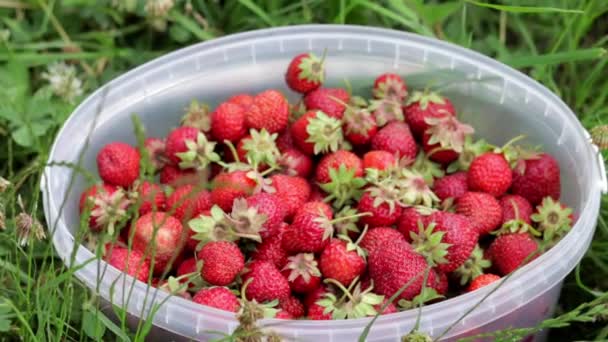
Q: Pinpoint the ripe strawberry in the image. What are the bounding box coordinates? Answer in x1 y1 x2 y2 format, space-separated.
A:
422 116 474 165
511 153 561 205
165 127 198 165
159 164 200 186
368 239 436 301
282 253 322 294
487 233 539 275
251 230 288 269
276 130 294 152
281 201 334 253
404 91 456 139
315 150 363 184
500 194 533 226
97 142 140 187
279 148 313 178
211 101 247 143
357 191 402 227
431 269 449 296
197 241 244 286
303 285 331 309
433 171 468 201
456 192 503 235
370 121 418 161
246 192 287 239
269 174 311 218
279 296 305 318
134 181 166 215
144 137 167 171
105 247 150 282
308 185 326 202
132 212 184 274
362 150 396 171
193 287 240 312
304 88 350 119
397 207 426 238
247 90 290 133
242 260 291 302
375 298 398 315
285 52 325 94
467 274 501 292
166 185 212 222
290 110 345 155
360 227 407 256
411 211 478 273
307 302 333 320
468 153 512 197
210 171 257 212
453 244 492 286
79 184 130 233
227 93 254 109
373 73 407 100
176 257 200 288
343 100 378 146
319 238 366 286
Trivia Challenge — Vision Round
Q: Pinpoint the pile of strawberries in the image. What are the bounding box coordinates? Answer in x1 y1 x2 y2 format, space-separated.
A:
79 52 574 321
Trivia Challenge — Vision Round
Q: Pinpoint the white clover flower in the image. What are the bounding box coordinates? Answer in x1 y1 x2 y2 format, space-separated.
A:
41 62 84 104
145 0 175 17
15 195 46 246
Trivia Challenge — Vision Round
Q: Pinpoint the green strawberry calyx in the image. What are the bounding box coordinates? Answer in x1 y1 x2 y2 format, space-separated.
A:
494 199 540 236
88 187 131 235
405 90 445 110
590 124 608 150
412 151 444 186
306 111 348 155
225 198 267 242
373 76 407 101
318 278 384 320
298 51 326 84
453 244 491 286
342 97 376 137
397 286 443 310
425 115 474 153
281 253 321 284
531 197 573 243
409 221 452 267
176 132 220 171
319 164 367 208
313 210 371 242
369 97 404 127
238 279 280 325
181 100 211 132
446 135 493 173
333 206 361 236
241 128 281 169
401 331 434 342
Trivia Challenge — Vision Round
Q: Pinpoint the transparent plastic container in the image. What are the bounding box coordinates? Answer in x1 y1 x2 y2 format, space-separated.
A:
42 25 607 341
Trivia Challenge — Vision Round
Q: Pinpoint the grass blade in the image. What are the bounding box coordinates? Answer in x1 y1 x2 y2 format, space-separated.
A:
464 0 584 14
237 0 276 26
502 48 606 68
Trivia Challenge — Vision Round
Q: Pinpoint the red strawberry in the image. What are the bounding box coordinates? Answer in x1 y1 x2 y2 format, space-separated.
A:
511 153 561 205
282 253 321 294
159 165 200 186
412 212 478 273
276 130 294 152
373 73 407 100
307 302 333 320
500 194 533 225
132 212 184 274
281 201 334 253
422 116 474 165
456 192 503 235
165 127 198 165
193 287 240 312
343 103 378 146
246 193 287 239
269 175 311 219
368 239 436 301
433 172 468 201
304 285 331 309
135 181 166 215
242 260 291 302
487 233 539 275
370 121 418 161
467 274 501 292
290 110 345 155
247 90 290 133
97 142 140 187
304 88 350 119
468 153 512 197
144 137 167 171
166 185 212 222
397 207 426 238
308 185 326 202
375 298 398 315
79 184 130 232
105 247 150 282
176 257 199 288
431 269 449 296
211 171 257 212
362 151 396 171
319 238 366 286
279 296 305 318
357 191 402 227
197 241 244 286
285 52 325 94
211 102 247 143
404 91 456 139
275 311 294 319
279 148 313 178
251 230 288 269
315 150 363 184
227 93 254 109
360 227 407 256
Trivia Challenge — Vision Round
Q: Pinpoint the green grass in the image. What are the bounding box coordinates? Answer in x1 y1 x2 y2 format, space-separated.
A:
0 0 607 341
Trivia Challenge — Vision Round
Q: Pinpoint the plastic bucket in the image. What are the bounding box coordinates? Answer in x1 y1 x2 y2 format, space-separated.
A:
43 25 606 341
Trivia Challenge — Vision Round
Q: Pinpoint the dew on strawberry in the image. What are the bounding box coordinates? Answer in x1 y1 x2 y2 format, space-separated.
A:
78 52 576 322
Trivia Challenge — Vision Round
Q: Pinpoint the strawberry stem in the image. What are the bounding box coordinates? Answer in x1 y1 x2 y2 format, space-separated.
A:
353 225 369 246
411 265 432 333
330 212 371 224
324 278 355 303
240 278 253 301
223 140 241 163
